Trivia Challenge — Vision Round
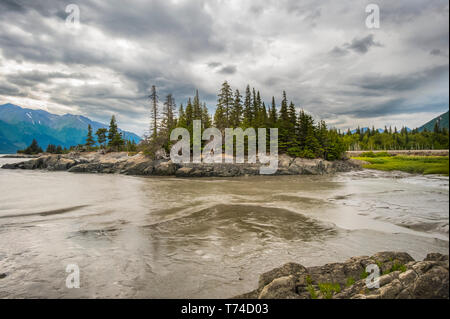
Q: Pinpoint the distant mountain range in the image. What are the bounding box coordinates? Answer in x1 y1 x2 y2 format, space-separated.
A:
0 103 141 154
348 127 411 135
346 111 450 135
418 111 449 132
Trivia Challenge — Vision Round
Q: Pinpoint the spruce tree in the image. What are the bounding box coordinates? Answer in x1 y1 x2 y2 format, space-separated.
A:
217 81 233 127
242 85 252 128
214 102 227 132
161 93 176 134
230 89 242 128
277 91 290 152
269 97 277 126
177 104 187 128
108 115 124 150
86 124 95 148
149 85 159 139
193 90 202 120
185 98 194 129
96 128 107 147
108 115 119 143
202 103 212 129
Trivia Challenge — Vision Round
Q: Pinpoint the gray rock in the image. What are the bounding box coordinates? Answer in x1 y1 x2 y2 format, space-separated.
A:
2 152 363 177
258 262 308 288
236 251 449 299
154 161 178 175
258 275 299 299
424 253 449 262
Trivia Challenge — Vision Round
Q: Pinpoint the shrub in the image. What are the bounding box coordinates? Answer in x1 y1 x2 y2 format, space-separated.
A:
318 282 341 299
307 285 318 299
346 277 355 287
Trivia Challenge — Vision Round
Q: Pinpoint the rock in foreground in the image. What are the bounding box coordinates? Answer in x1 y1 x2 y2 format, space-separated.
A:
235 252 449 299
1 152 363 177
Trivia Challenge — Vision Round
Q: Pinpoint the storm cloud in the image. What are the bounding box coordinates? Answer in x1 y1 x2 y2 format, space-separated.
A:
0 0 448 134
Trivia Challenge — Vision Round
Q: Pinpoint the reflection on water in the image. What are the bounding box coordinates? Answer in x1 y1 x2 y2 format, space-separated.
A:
0 157 448 298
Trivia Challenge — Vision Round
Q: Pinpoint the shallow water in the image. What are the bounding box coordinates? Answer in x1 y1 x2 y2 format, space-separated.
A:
0 157 448 298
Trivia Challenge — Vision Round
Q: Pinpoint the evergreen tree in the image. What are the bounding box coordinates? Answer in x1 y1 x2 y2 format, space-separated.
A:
277 91 290 152
149 85 159 139
185 98 193 129
46 144 56 153
288 101 297 128
261 102 268 126
214 101 227 132
217 81 233 127
95 128 108 148
242 85 252 128
230 89 242 128
192 90 202 120
108 115 119 142
161 93 176 134
177 104 187 128
269 96 277 126
202 103 212 129
21 139 43 155
86 124 95 148
108 115 124 150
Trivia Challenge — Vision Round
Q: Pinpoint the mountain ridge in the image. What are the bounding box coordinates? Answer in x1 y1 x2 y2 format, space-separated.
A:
418 111 449 132
0 103 141 153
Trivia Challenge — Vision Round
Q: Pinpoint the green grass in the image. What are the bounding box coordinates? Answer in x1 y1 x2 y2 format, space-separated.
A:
382 261 407 275
346 277 355 287
307 285 318 299
318 283 341 299
358 151 393 158
360 270 369 279
353 155 449 175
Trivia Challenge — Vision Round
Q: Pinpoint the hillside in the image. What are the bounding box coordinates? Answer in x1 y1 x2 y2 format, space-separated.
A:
418 111 449 132
0 103 141 153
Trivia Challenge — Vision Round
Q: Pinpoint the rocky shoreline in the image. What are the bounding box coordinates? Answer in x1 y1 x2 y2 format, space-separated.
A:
1 152 364 177
235 251 449 299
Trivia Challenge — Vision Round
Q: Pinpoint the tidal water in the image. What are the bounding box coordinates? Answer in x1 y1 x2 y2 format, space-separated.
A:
0 156 448 298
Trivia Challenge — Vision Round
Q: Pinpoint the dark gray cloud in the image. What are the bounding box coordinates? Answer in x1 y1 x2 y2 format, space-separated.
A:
6 71 91 87
346 34 382 54
0 0 448 133
0 0 25 12
0 83 27 97
330 46 349 57
352 65 449 92
208 62 222 68
337 97 449 118
217 65 237 75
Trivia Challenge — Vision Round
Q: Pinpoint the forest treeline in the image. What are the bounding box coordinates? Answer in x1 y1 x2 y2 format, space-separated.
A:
143 81 449 160
344 125 449 151
144 81 346 160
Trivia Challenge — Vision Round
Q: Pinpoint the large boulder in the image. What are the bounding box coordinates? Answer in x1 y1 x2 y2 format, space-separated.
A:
154 161 178 175
258 276 299 299
235 252 449 299
258 263 308 288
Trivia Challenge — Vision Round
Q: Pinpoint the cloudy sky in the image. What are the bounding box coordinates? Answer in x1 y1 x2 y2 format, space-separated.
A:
0 0 448 135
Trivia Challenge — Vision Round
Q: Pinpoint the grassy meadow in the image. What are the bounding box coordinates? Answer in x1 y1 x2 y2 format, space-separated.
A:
353 152 449 175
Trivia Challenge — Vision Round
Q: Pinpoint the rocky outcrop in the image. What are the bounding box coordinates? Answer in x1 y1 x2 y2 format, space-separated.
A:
235 252 449 299
1 152 364 177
